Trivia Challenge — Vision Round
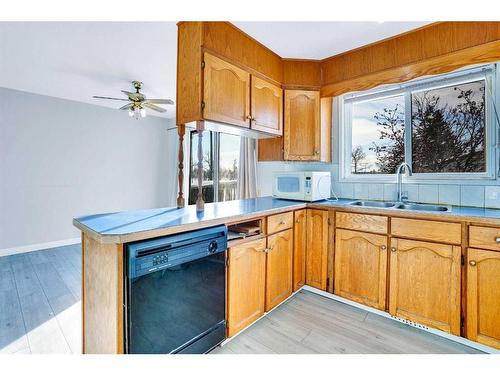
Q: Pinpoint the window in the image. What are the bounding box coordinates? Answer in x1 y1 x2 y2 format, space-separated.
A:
342 65 496 180
188 131 241 204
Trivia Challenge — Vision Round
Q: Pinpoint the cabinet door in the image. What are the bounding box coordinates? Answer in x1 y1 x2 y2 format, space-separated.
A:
284 90 320 160
467 248 500 349
306 209 329 290
203 53 250 128
334 229 388 310
250 76 283 135
293 209 307 291
266 229 293 311
227 238 267 336
389 238 461 335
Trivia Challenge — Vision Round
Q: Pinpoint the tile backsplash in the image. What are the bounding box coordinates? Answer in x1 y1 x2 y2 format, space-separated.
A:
332 182 500 209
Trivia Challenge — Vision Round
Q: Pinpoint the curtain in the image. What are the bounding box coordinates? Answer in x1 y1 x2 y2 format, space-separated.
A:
237 137 257 199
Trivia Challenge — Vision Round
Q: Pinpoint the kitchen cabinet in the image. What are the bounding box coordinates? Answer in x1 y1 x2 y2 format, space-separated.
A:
389 238 461 335
203 53 251 128
306 209 329 290
266 229 293 311
293 209 307 291
334 229 388 310
250 76 283 135
284 90 320 160
227 238 267 336
467 248 500 349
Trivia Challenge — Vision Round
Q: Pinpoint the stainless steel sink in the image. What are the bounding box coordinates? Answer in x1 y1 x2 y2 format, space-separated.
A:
395 203 450 212
349 200 397 208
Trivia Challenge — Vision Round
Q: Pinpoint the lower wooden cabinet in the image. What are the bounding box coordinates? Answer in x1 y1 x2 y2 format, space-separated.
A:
306 209 329 290
266 229 293 311
467 248 500 349
293 209 307 291
389 238 461 335
334 229 388 310
227 238 267 337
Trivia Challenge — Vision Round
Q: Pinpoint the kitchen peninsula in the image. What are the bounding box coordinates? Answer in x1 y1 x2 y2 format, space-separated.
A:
74 196 500 354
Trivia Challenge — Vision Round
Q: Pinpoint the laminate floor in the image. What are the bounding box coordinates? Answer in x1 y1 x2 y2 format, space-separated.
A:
0 245 483 354
0 244 81 354
212 291 483 354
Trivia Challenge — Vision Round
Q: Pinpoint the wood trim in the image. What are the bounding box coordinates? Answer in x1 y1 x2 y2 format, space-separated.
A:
321 39 500 97
81 233 85 354
177 124 186 208
195 121 205 212
282 59 322 89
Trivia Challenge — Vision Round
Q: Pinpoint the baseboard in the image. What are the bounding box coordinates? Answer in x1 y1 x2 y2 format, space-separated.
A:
302 285 500 354
0 237 81 257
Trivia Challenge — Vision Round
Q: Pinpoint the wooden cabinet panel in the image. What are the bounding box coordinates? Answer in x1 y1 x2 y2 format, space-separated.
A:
391 217 461 245
203 53 250 128
336 212 388 234
389 238 461 335
227 238 267 336
267 211 293 234
266 229 293 311
469 226 500 252
306 209 329 290
334 229 388 310
293 209 307 291
284 90 320 161
250 76 283 135
467 248 500 349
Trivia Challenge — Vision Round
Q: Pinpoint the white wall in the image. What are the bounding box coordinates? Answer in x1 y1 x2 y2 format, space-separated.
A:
0 88 177 250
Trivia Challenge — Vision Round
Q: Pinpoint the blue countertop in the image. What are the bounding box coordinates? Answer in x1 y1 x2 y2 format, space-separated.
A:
74 196 500 243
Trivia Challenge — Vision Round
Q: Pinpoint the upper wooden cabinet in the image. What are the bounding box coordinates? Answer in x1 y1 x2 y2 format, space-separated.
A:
203 53 251 128
227 238 267 337
334 229 388 310
250 76 283 135
306 209 329 290
389 238 461 335
266 229 293 311
467 248 500 350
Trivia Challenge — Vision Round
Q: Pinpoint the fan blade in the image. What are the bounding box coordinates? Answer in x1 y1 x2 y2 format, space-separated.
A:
93 95 129 101
143 99 174 105
119 103 134 110
121 90 144 101
143 102 167 113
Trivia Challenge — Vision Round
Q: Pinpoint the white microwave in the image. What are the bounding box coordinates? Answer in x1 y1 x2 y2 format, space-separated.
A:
272 171 331 202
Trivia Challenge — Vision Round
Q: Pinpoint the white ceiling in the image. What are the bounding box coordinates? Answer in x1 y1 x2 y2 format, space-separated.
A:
234 22 430 59
0 22 430 118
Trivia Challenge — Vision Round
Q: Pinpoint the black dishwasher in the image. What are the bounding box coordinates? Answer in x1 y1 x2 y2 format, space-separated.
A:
125 225 227 354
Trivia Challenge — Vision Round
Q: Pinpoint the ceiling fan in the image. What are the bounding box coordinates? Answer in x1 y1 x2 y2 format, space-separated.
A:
93 81 174 119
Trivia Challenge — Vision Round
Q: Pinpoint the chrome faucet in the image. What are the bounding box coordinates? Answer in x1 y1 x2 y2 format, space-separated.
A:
396 162 413 202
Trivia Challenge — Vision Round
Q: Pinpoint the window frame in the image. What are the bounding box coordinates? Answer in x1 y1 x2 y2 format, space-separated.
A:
339 64 498 183
188 130 240 204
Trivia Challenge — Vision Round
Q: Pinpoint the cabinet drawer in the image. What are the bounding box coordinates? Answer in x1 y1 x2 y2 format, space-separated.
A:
267 212 293 234
391 218 461 245
469 226 500 251
336 212 387 234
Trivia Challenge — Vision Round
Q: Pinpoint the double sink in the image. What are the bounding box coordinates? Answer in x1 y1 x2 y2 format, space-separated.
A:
349 200 450 212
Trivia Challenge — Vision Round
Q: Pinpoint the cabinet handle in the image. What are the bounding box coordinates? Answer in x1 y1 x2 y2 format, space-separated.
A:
314 150 319 155
469 260 477 267
391 247 397 252
246 115 256 122
380 245 387 251
279 220 286 225
267 246 274 253
295 219 300 223
495 237 500 243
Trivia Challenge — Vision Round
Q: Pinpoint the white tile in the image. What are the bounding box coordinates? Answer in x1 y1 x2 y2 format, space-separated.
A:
438 185 460 206
353 183 369 200
340 183 354 199
418 185 439 204
485 186 500 209
383 184 397 201
460 185 485 208
406 184 419 202
368 184 384 201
